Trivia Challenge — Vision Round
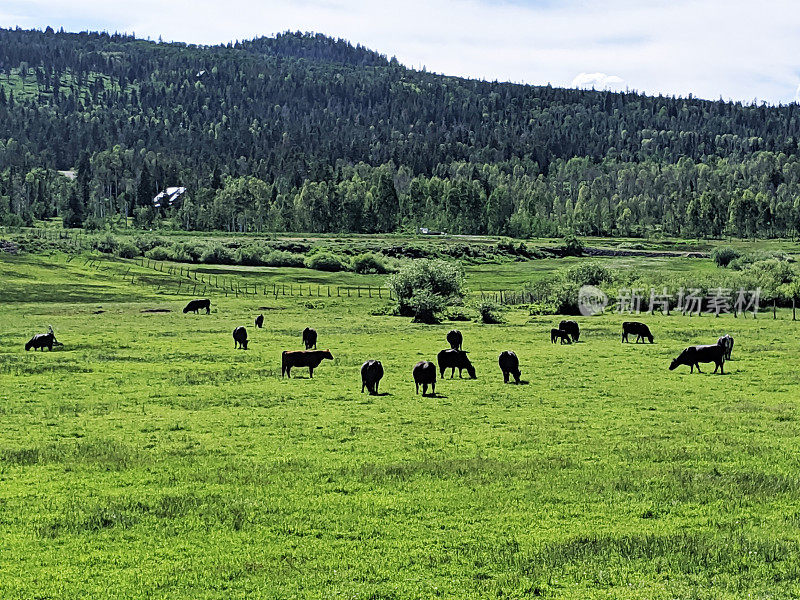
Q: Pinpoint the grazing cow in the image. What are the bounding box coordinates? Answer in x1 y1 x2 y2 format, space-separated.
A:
281 349 333 378
717 334 734 360
302 327 317 350
446 329 463 350
255 314 264 329
413 361 436 395
25 326 59 351
622 321 654 343
233 326 248 350
669 344 726 374
498 350 521 384
559 320 580 342
183 299 210 314
361 359 384 395
437 349 476 379
551 328 571 344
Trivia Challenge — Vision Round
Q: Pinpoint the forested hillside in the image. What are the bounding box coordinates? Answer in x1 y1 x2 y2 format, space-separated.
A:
1 27 800 237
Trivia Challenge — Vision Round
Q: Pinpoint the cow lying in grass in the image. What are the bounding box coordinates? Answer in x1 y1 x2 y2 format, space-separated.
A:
281 349 333 378
669 344 726 374
183 299 210 314
551 328 571 344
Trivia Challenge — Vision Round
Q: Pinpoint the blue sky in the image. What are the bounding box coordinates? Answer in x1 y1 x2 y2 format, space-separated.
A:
2 0 799 104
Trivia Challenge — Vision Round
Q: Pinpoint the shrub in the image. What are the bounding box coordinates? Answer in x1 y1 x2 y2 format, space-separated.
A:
305 252 346 272
351 253 388 274
409 290 447 324
94 234 118 254
561 235 584 257
711 247 740 267
387 259 465 318
475 299 504 323
235 244 267 266
176 241 205 262
262 250 305 268
523 279 583 315
133 235 167 253
145 246 170 261
199 243 234 265
747 259 796 292
115 240 139 259
166 243 194 263
565 262 612 286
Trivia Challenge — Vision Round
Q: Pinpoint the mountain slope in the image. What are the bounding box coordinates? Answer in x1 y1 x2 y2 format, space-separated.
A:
0 27 799 237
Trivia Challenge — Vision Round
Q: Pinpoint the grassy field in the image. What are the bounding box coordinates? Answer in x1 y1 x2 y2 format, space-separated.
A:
2 249 800 598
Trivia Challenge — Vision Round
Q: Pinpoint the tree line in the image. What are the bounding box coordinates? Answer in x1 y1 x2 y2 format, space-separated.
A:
1 27 800 237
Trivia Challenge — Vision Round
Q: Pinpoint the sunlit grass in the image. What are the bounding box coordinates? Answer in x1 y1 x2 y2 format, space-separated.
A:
1 250 800 598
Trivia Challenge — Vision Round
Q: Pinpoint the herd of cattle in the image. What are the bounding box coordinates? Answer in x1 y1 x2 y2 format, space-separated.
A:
23 299 737 394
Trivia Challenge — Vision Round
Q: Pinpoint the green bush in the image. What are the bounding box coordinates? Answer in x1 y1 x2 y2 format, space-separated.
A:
351 253 388 274
561 235 584 257
144 246 170 261
176 241 205 262
234 244 267 266
133 235 167 253
166 243 194 263
387 259 465 318
262 250 305 268
523 279 583 315
94 234 118 254
475 299 504 324
409 289 447 324
565 262 612 286
199 243 234 265
711 247 740 267
115 240 140 259
305 252 346 272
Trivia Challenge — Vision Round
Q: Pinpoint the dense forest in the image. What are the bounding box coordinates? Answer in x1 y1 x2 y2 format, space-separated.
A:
1 26 800 237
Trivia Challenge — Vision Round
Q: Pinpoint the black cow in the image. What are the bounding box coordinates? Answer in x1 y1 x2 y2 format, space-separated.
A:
717 334 734 360
437 349 476 379
551 328 571 344
302 327 317 349
669 344 726 374
361 360 384 395
622 321 654 343
255 314 264 329
446 329 463 350
183 299 210 314
25 326 59 351
413 361 436 396
498 350 521 384
559 320 580 342
281 349 333 378
233 326 248 350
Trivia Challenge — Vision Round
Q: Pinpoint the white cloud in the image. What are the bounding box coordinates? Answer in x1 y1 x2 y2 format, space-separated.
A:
3 0 800 104
796 83 800 103
572 72 626 92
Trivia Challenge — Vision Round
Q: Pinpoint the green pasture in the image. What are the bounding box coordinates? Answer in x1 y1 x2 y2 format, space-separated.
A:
1 251 800 598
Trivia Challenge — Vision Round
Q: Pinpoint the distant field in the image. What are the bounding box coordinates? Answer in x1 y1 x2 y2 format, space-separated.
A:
2 249 800 598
